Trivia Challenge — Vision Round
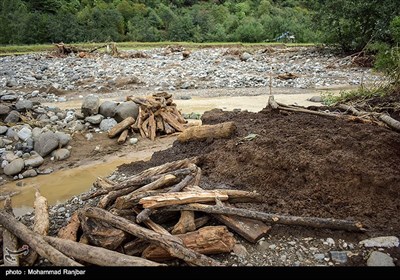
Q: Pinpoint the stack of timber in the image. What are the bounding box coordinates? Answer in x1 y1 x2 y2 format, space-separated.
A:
127 92 188 141
0 157 365 267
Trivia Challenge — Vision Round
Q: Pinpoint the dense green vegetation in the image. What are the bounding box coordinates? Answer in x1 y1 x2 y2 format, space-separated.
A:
0 0 318 44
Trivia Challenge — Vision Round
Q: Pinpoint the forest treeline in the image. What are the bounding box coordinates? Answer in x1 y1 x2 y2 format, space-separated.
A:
0 0 399 54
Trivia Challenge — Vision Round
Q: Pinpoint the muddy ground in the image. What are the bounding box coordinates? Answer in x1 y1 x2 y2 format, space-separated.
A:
115 102 400 266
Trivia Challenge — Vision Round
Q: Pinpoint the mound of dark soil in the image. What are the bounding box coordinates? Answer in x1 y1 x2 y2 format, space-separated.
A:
118 107 400 236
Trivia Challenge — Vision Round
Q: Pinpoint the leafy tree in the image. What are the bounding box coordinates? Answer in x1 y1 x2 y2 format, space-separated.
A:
0 0 29 44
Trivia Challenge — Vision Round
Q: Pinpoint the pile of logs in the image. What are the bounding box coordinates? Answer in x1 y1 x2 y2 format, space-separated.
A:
0 157 365 267
120 92 188 141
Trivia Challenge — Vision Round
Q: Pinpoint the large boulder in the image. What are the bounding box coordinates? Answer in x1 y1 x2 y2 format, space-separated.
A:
367 251 395 266
81 94 100 117
99 101 117 118
34 131 59 157
3 158 25 176
114 101 139 122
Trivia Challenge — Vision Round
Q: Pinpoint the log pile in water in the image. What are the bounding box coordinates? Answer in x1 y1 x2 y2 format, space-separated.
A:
0 155 366 267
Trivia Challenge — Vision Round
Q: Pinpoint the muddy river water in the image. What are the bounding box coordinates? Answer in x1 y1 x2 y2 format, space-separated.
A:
1 88 346 215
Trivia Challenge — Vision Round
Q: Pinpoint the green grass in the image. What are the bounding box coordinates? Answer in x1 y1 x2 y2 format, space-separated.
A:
0 41 316 56
321 85 388 106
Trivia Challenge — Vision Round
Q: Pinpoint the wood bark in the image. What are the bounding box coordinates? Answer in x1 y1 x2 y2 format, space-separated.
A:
33 189 49 236
135 175 194 223
131 207 170 235
93 176 115 189
163 203 365 232
81 207 221 266
0 210 82 266
142 226 236 261
98 185 141 209
177 122 237 143
24 189 49 266
140 192 229 209
338 104 400 131
268 95 279 110
123 239 150 256
117 129 129 144
214 214 270 243
159 111 185 132
378 114 400 132
44 236 163 266
108 117 135 138
114 174 179 210
171 211 196 235
57 212 80 241
3 198 20 266
116 157 197 189
148 112 157 141
79 214 128 250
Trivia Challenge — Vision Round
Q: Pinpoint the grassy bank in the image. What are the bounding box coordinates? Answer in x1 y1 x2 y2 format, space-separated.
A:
0 42 316 56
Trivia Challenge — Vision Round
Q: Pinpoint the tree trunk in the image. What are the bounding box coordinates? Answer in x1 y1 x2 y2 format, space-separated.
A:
108 117 135 138
114 174 179 210
177 122 237 143
142 226 236 261
44 236 163 266
139 192 229 209
0 210 82 266
163 203 366 232
81 207 220 266
24 189 49 266
3 198 20 266
117 129 129 144
135 175 194 223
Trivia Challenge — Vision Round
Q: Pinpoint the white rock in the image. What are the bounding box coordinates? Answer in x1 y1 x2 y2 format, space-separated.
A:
359 236 399 248
367 251 395 266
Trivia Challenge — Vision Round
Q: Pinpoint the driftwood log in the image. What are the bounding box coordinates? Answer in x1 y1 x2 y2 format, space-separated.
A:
142 226 236 261
108 117 135 138
0 210 82 266
139 191 229 209
81 207 221 266
24 189 50 266
177 122 237 143
79 214 128 250
162 203 366 232
2 198 20 266
338 103 400 132
183 185 269 242
57 212 80 241
44 236 163 266
135 175 194 223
